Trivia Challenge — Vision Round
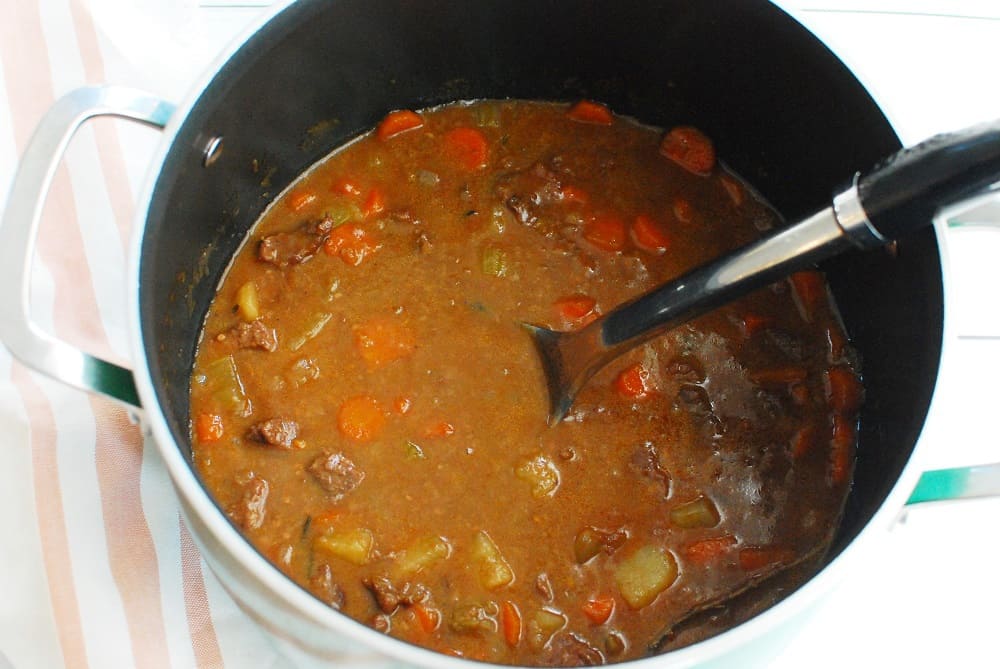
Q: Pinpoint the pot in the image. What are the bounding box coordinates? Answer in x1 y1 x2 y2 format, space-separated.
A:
0 1 993 666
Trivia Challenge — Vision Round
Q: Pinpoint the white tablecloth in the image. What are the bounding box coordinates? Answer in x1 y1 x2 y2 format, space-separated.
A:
1 1 999 668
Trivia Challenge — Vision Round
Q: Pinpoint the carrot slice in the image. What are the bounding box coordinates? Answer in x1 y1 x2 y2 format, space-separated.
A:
738 545 796 572
195 412 224 443
337 395 385 441
583 214 627 252
443 127 489 171
287 188 317 212
423 421 455 438
790 424 817 459
354 317 416 368
614 363 651 399
631 215 671 255
500 601 521 647
553 294 598 329
683 535 737 565
324 223 377 266
377 109 424 140
830 413 855 486
363 188 385 218
789 270 826 321
412 603 441 634
826 366 863 414
566 100 614 125
582 595 615 625
660 126 716 175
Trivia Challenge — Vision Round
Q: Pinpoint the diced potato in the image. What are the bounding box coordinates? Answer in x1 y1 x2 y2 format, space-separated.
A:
394 535 452 576
313 528 374 566
471 531 514 590
526 608 566 651
615 545 678 609
235 281 260 322
203 355 251 416
516 454 560 498
669 496 721 529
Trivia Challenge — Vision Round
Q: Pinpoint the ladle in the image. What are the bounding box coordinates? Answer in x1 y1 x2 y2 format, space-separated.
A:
526 120 1000 424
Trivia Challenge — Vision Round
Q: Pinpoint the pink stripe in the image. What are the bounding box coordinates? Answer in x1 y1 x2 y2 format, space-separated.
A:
9 366 89 669
0 2 93 666
180 520 225 669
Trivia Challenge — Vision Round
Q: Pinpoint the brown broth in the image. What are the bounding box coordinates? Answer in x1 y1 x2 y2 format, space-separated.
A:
189 101 860 666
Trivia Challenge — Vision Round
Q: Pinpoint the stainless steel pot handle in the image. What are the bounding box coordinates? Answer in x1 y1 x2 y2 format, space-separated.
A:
0 86 174 409
908 205 1000 504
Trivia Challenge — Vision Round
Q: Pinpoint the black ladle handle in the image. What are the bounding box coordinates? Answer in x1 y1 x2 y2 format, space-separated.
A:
860 118 1000 240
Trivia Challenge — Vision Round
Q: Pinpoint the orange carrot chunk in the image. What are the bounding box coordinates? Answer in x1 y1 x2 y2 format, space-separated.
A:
443 127 489 171
683 535 737 565
195 412 224 443
331 178 363 197
566 100 614 125
583 214 627 252
377 109 424 140
354 317 416 368
412 603 441 634
287 188 317 212
631 215 672 255
614 363 651 399
553 294 598 329
826 366 863 414
337 395 385 441
393 396 413 415
830 414 855 486
660 126 716 175
790 424 817 459
582 596 615 625
789 270 826 321
363 187 386 218
738 546 796 572
324 223 377 266
423 421 455 438
501 601 522 647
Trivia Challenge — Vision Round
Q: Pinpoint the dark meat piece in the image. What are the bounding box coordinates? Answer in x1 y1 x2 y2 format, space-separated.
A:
362 576 428 614
247 418 299 449
543 633 605 667
233 476 269 530
307 451 364 501
495 159 567 227
224 320 277 352
309 563 345 610
629 441 671 498
257 216 334 267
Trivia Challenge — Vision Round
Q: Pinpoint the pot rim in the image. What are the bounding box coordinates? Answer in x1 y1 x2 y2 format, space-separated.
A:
125 1 952 666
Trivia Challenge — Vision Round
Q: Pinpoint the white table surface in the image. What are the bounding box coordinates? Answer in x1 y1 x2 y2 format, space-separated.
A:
3 1 1000 667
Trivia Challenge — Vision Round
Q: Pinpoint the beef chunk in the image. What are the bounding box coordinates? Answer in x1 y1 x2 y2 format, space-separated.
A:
309 563 345 610
308 451 364 501
362 576 427 614
247 418 300 449
257 216 334 267
233 476 269 530
543 633 605 667
495 159 567 227
224 320 277 352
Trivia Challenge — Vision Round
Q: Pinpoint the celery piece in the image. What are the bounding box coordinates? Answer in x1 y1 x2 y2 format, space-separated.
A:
615 545 678 609
480 245 508 277
288 312 332 351
516 454 560 498
394 535 452 576
203 355 251 417
325 198 362 227
471 531 514 590
669 496 720 529
405 440 426 460
313 527 374 566
235 281 260 322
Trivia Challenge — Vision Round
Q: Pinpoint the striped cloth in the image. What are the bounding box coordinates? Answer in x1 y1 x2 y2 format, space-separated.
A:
0 1 290 667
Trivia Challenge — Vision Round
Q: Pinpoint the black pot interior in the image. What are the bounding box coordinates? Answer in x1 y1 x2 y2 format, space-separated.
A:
141 0 942 615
